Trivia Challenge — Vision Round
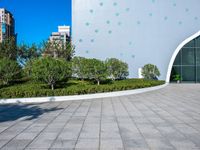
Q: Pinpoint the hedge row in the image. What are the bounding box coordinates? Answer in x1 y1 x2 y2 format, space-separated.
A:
0 79 165 99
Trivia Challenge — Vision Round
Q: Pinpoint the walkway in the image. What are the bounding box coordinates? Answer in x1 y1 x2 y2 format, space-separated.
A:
0 84 200 150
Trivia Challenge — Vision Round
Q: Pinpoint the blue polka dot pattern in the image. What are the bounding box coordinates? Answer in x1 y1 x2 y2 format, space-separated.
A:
85 22 90 26
164 16 168 20
113 2 117 6
89 9 94 13
115 13 120 17
126 8 130 12
137 21 141 25
95 29 99 33
106 20 110 24
99 2 103 6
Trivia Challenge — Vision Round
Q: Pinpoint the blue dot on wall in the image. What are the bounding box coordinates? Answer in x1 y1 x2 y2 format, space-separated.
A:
118 22 122 26
149 13 153 17
120 53 123 57
91 39 94 43
113 2 117 6
126 8 130 12
173 3 176 7
137 21 141 25
85 22 90 26
194 17 198 20
115 13 120 17
108 30 112 34
85 50 89 54
132 55 135 58
185 8 189 12
95 29 99 33
106 20 110 24
151 0 155 3
99 2 103 6
178 21 182 25
164 16 168 20
79 39 83 43
129 42 132 45
89 9 94 13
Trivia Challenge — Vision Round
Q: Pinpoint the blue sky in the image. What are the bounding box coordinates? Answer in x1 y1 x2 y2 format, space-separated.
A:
0 0 71 44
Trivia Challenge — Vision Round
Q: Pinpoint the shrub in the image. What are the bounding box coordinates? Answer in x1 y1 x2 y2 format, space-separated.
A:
85 58 108 85
0 37 17 60
72 56 88 80
0 79 165 99
30 57 71 90
141 64 160 80
0 58 21 85
106 58 129 80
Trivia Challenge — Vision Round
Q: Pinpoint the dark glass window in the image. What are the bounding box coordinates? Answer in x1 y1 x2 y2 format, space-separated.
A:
196 48 200 66
184 40 195 48
197 66 200 83
171 35 200 83
196 37 200 47
173 51 181 66
182 66 195 81
182 48 195 65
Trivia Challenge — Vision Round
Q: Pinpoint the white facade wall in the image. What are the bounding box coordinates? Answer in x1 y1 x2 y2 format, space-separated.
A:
72 0 200 81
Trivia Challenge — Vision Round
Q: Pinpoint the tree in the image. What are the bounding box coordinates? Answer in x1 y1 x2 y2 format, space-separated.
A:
85 58 107 85
0 37 17 60
141 64 160 80
0 58 21 85
42 40 75 61
18 43 42 66
31 57 71 90
72 56 88 80
106 58 129 80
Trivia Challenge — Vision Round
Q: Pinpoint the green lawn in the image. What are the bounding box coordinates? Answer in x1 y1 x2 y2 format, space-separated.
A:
0 79 165 99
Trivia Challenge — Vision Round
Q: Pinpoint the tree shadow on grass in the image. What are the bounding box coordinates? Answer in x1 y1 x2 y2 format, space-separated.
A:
0 103 63 123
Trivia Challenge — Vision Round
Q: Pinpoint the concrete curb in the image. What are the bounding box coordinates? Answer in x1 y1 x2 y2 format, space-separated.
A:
0 83 168 104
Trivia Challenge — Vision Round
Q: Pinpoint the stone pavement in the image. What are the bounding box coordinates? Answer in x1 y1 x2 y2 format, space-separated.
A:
0 84 200 150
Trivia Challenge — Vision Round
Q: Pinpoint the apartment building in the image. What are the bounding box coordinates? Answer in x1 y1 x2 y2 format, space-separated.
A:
0 8 16 43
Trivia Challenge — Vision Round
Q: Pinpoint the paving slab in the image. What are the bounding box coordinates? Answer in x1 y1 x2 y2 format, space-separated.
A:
0 84 199 150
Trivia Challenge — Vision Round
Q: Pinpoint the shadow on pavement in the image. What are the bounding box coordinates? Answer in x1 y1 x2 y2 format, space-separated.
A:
0 103 63 123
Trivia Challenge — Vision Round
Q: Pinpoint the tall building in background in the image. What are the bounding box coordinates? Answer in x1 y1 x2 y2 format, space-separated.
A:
49 26 70 44
43 26 71 58
0 8 16 43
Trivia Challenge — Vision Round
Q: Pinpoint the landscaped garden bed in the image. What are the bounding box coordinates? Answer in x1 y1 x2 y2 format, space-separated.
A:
0 79 164 99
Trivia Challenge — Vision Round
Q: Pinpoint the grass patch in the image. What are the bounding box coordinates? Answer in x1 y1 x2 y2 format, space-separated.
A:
0 79 165 99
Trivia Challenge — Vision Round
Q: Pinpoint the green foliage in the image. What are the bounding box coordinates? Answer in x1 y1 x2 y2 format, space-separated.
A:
72 56 88 80
72 57 108 85
17 43 42 66
0 58 21 85
42 40 75 61
173 74 181 81
0 79 165 98
0 37 17 60
85 58 107 85
141 64 160 80
106 58 129 80
30 57 71 90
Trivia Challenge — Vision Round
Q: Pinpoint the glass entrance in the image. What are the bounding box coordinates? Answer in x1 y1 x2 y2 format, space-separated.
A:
170 36 200 83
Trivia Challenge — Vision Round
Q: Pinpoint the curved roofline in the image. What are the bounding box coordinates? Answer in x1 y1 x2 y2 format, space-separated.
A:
166 30 200 83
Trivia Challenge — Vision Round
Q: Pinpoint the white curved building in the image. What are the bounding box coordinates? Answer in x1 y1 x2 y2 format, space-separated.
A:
72 0 200 82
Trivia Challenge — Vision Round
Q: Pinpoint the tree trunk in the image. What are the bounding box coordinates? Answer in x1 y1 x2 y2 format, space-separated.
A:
97 80 100 85
51 84 54 90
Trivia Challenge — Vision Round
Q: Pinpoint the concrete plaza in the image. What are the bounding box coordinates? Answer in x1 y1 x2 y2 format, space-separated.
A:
0 84 200 150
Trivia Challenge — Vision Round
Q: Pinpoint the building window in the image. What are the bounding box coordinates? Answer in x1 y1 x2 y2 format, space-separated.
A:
171 36 200 82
